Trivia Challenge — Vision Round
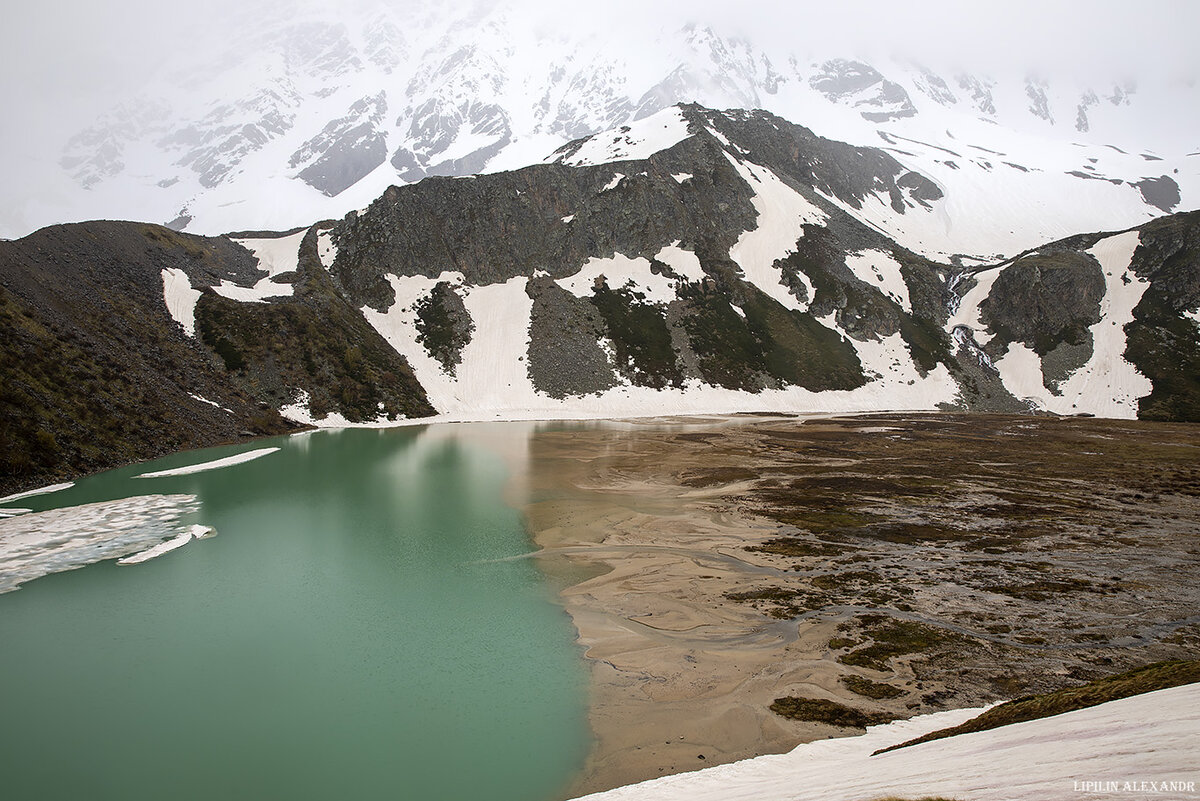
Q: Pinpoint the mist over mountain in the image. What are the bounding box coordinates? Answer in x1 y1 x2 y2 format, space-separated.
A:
3 0 1197 258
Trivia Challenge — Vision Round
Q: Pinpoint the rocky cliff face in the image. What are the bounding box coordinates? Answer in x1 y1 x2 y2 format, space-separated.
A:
3 105 1198 495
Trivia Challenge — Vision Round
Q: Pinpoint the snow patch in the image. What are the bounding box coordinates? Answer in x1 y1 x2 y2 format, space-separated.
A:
557 106 692 167
571 683 1200 801
654 242 706 283
671 173 693 183
1185 307 1200 328
277 389 393 428
725 152 827 311
601 173 625 192
214 229 307 303
562 214 575 223
161 267 201 337
317 229 337 269
135 447 280 478
557 254 679 305
845 250 911 311
188 393 232 413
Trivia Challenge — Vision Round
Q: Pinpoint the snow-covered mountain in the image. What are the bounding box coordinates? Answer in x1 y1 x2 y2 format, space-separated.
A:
10 1 1197 262
4 102 1198 497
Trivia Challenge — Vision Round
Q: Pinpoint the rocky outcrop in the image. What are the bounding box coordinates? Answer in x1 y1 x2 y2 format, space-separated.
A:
0 223 304 495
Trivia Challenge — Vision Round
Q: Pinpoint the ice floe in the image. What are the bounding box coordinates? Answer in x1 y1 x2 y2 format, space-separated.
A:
0 494 203 592
0 482 75 504
135 447 280 478
117 524 215 565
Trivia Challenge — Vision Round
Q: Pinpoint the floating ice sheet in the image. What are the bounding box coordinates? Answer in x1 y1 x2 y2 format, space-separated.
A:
135 447 280 478
0 494 202 592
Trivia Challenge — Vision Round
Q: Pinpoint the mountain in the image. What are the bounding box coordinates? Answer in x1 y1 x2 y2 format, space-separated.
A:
8 1 1197 263
3 104 1198 495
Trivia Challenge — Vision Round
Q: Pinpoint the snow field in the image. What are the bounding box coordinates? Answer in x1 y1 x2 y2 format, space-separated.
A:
844 250 911 312
571 683 1200 801
724 152 827 311
214 229 307 302
356 271 469 414
557 106 693 167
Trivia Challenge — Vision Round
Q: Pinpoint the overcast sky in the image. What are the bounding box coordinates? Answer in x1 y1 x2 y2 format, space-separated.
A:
6 0 1198 96
2 0 1197 156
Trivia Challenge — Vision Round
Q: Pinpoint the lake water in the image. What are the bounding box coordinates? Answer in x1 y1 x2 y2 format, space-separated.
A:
0 424 590 801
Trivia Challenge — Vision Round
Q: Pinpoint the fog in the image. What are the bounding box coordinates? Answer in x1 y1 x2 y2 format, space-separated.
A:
1 0 1196 237
6 0 1197 125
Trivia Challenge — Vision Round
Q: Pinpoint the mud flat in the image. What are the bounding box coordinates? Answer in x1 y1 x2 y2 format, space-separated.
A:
521 413 1200 797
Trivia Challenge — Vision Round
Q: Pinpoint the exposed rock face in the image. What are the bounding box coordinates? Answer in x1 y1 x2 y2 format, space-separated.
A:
1135 176 1181 214
809 60 917 122
291 93 390 196
1124 210 1200 421
981 251 1106 356
415 281 474 374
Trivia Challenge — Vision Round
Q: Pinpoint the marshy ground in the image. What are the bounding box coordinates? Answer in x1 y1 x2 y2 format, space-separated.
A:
526 413 1200 797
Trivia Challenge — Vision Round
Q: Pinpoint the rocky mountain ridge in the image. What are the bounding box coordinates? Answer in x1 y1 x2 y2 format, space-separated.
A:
2 103 1198 495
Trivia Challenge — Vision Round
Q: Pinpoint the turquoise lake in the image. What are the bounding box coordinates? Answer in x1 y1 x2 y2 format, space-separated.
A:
0 424 590 800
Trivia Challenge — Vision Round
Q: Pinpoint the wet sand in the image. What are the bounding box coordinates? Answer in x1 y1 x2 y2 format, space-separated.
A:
521 413 1200 797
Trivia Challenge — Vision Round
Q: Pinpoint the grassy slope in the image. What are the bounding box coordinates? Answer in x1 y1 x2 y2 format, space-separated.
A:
873 660 1200 755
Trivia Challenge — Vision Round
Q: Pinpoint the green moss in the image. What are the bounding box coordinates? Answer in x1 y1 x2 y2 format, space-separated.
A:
738 289 866 391
724 586 801 602
769 696 894 728
590 286 683 388
678 288 767 390
414 281 473 374
841 674 905 699
838 618 965 672
811 570 882 590
747 537 843 557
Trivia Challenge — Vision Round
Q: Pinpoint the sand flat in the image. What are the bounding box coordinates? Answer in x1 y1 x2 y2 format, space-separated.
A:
523 413 1200 797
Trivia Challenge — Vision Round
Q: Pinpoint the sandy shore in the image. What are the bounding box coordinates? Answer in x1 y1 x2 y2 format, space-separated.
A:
520 413 1200 797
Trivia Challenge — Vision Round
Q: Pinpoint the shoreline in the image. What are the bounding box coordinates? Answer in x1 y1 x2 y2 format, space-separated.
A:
519 413 1200 798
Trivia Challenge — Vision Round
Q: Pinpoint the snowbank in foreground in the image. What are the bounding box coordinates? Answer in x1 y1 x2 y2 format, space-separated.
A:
573 683 1200 801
